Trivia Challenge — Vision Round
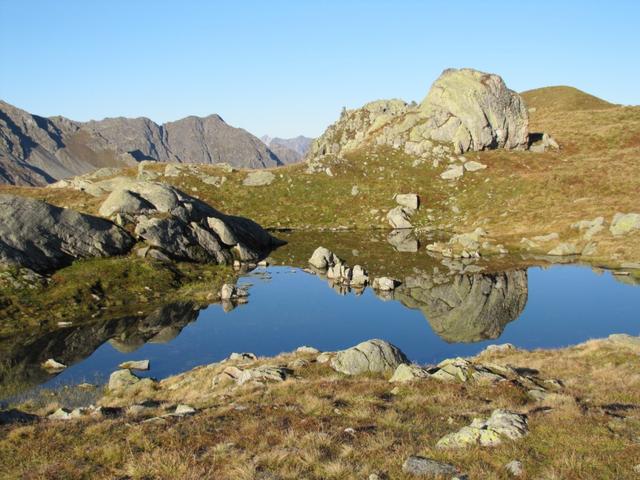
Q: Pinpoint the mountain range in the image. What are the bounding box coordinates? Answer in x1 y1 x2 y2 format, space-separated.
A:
260 135 313 164
0 100 310 186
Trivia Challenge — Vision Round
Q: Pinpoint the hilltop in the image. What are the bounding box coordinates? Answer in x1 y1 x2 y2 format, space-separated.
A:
521 85 616 112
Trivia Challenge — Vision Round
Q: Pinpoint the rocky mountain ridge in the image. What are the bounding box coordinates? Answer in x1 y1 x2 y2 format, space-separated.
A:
0 100 286 186
260 135 313 164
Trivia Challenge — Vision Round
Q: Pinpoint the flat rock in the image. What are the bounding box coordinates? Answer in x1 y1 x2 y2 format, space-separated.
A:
402 455 458 477
243 170 275 186
463 160 487 172
42 358 67 371
118 360 150 371
174 404 196 416
440 164 464 180
330 339 408 375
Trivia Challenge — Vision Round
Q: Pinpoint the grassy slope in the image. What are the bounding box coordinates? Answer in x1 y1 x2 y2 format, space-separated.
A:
2 87 637 265
1 337 639 479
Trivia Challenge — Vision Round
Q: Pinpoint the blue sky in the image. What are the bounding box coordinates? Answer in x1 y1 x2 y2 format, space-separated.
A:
1 1 638 137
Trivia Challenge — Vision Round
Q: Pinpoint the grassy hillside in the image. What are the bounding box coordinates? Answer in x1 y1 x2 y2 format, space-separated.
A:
0 86 638 267
521 86 616 112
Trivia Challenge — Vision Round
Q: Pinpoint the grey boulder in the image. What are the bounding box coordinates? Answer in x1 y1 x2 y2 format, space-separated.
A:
330 339 408 375
0 194 134 273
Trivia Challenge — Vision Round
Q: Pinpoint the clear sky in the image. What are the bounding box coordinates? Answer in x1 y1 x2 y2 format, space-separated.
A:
1 1 638 138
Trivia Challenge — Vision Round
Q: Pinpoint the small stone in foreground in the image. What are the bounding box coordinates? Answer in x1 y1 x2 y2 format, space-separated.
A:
402 455 458 476
174 404 196 416
505 460 524 477
108 369 140 390
118 359 150 371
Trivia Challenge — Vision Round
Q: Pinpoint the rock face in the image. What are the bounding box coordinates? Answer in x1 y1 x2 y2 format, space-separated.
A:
0 194 134 273
330 339 408 375
394 270 528 343
306 68 530 167
0 100 287 186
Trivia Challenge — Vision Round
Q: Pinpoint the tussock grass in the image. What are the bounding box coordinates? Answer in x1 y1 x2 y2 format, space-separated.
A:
2 339 640 478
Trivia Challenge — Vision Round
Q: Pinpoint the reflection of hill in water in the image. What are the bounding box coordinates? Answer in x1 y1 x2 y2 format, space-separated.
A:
0 302 200 399
392 270 528 343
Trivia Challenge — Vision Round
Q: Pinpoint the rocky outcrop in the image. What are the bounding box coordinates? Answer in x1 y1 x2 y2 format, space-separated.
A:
330 339 408 375
94 179 279 264
419 68 529 152
0 100 287 186
306 68 530 168
0 194 134 273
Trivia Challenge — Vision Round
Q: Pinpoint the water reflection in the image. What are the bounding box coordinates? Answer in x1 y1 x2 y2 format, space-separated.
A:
1 259 638 401
0 302 200 399
394 270 528 343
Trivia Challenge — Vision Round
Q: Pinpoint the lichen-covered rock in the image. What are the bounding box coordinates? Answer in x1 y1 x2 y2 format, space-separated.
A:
330 339 408 375
610 213 640 236
402 456 459 477
306 68 529 168
0 194 134 273
389 363 432 383
437 409 528 449
420 68 529 153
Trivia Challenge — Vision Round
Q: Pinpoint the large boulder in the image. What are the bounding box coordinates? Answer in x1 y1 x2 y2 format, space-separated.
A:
96 179 279 264
330 339 408 375
419 68 529 153
0 194 134 273
305 68 530 167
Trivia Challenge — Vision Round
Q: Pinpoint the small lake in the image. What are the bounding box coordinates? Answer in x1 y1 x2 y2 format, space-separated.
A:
5 261 638 401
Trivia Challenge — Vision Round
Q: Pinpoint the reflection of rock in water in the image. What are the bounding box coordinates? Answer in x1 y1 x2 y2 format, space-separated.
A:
387 229 419 253
0 302 200 399
393 270 528 343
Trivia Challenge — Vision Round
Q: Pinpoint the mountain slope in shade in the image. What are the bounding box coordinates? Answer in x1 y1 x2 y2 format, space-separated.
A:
0 100 283 186
261 135 313 164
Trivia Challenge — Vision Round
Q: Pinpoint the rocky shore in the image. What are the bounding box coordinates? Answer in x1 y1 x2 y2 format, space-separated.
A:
2 334 639 478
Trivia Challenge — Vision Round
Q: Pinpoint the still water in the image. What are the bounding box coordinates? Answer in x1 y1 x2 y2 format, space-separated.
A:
22 263 638 396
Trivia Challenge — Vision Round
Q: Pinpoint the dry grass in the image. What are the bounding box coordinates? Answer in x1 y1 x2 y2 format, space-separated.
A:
2 339 640 479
